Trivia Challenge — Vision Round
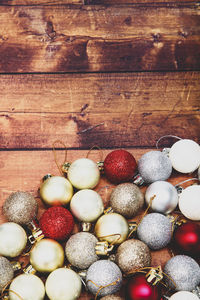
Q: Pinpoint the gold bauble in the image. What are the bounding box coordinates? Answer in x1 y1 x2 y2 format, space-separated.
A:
94 213 129 245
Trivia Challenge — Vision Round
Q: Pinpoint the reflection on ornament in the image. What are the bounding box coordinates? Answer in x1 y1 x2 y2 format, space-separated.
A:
169 139 200 173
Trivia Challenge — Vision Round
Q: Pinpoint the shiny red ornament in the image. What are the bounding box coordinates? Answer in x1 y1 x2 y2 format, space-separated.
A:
39 206 74 241
173 222 200 257
125 274 161 300
104 149 137 184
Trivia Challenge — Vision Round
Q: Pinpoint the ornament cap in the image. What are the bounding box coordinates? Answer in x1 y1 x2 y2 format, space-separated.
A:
128 221 138 237
97 161 104 173
62 162 71 174
146 266 163 285
104 207 114 214
28 221 44 244
95 241 114 256
162 148 170 157
42 174 52 182
81 222 92 232
23 264 37 275
11 261 22 271
133 173 144 186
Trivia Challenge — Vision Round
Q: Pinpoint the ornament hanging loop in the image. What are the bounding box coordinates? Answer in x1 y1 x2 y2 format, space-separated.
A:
174 178 199 194
86 145 104 172
52 140 69 176
156 135 182 150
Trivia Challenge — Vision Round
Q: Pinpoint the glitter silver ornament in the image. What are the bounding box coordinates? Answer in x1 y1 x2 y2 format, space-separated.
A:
101 295 123 300
164 255 200 291
86 260 122 297
110 183 144 218
138 151 172 184
65 232 99 269
115 239 151 274
3 191 38 225
145 181 178 214
0 256 14 291
137 213 172 250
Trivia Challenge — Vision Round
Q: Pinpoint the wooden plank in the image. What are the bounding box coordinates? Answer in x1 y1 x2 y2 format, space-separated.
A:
0 5 199 72
86 0 197 4
0 0 83 5
0 72 199 149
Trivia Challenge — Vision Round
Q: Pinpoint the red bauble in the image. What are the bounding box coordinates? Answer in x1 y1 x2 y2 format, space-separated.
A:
39 206 74 241
173 222 200 257
126 274 161 300
104 149 137 184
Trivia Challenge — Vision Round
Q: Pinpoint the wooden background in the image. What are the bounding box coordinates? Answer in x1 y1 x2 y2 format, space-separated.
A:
0 0 199 299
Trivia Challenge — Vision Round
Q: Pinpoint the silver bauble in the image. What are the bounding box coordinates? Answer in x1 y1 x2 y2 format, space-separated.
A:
3 191 38 225
65 232 99 269
137 213 172 250
101 295 123 300
0 256 14 291
115 239 151 274
86 260 122 297
145 181 178 214
164 255 200 291
138 151 172 184
110 183 144 218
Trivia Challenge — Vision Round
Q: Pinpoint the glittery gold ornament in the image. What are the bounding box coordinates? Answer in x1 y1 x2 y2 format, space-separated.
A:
65 232 99 269
9 274 45 300
67 158 100 189
110 183 144 218
45 268 82 300
30 239 64 272
3 191 38 225
94 213 129 245
115 239 151 274
0 222 27 257
40 176 73 206
0 256 14 291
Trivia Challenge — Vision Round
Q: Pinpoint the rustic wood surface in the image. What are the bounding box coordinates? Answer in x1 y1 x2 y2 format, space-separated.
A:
0 0 199 298
0 5 200 72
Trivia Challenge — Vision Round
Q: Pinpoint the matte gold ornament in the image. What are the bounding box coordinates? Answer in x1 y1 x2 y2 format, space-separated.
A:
45 268 82 300
30 239 64 272
115 239 151 274
9 274 45 300
94 213 129 245
0 222 27 258
67 158 100 189
40 176 73 206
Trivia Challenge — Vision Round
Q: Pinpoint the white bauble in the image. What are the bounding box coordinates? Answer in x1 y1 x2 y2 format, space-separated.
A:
169 291 199 300
178 185 200 221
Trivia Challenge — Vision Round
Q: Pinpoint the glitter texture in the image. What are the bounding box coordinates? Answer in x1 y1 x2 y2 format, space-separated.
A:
65 232 99 269
0 256 14 291
137 213 172 250
115 239 151 274
164 255 200 291
86 260 122 297
138 151 172 183
3 191 38 225
101 295 123 300
110 183 144 218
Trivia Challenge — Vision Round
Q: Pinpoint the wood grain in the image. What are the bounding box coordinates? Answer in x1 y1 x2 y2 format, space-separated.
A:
0 5 199 72
0 72 199 149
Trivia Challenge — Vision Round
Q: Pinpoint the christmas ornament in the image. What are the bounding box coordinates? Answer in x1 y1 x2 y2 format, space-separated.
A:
164 255 200 291
169 139 200 173
137 213 172 250
70 189 104 223
145 181 178 214
3 191 38 225
39 206 74 241
0 222 27 257
65 232 99 269
173 222 200 257
178 185 200 221
109 183 144 218
67 158 100 189
134 151 172 185
115 239 151 274
94 213 129 245
30 238 64 272
198 166 200 180
104 149 137 184
86 260 122 297
125 273 162 300
169 291 199 300
45 268 82 300
9 274 45 300
101 295 123 300
0 256 14 291
40 175 73 206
